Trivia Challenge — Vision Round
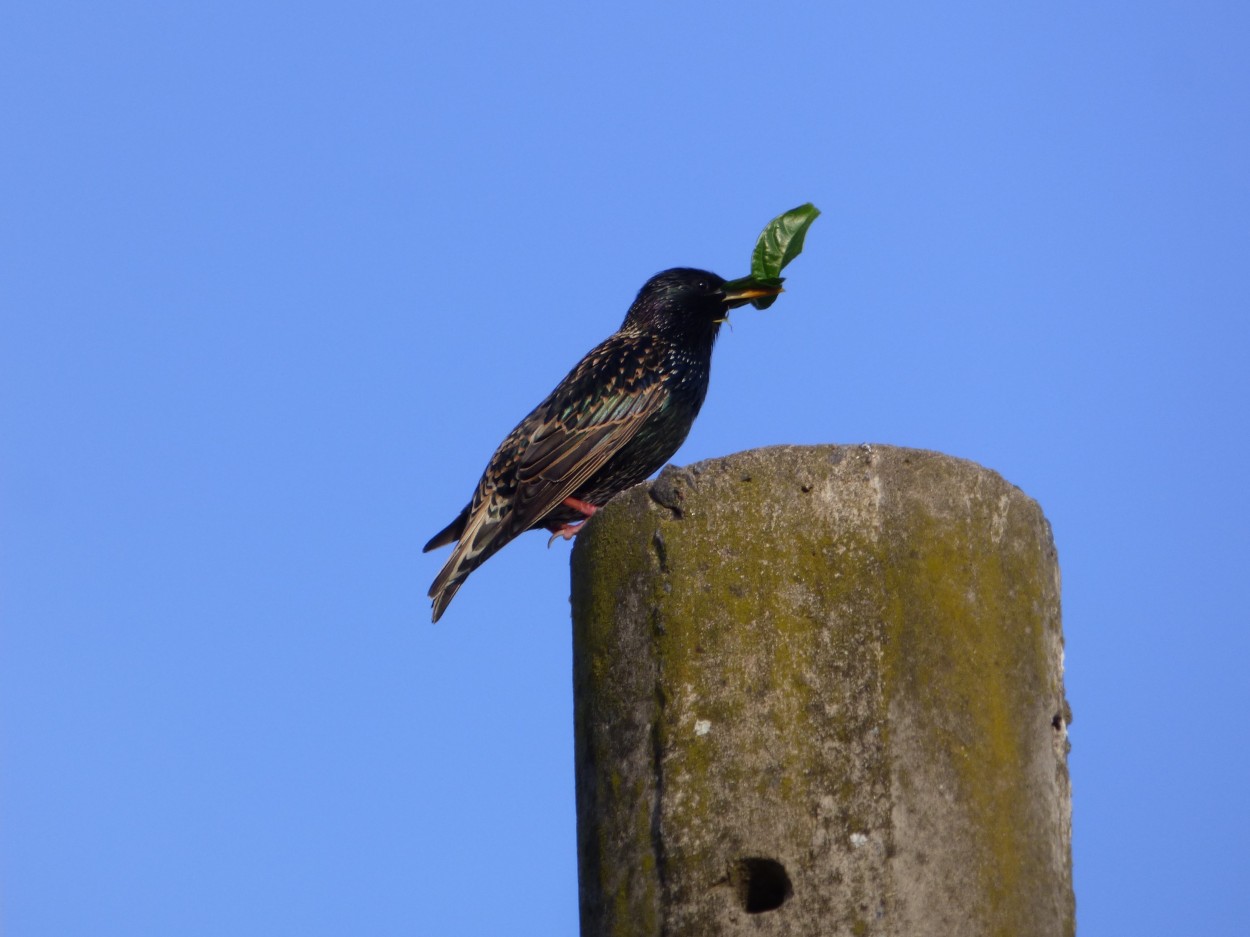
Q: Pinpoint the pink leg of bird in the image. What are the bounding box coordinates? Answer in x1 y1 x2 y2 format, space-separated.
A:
562 497 598 517
546 497 600 546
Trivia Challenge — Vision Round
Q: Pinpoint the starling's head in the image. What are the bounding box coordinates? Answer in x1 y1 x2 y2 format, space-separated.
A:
624 268 782 336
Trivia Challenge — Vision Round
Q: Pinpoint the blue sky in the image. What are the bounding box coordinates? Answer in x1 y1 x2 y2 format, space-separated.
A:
2 2 1247 934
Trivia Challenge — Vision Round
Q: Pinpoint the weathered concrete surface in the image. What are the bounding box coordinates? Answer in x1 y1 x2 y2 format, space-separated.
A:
570 445 1072 937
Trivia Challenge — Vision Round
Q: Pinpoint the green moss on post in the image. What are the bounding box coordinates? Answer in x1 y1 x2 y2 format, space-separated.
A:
570 445 1072 937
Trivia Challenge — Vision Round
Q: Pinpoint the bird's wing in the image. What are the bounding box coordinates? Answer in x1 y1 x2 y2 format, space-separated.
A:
508 370 666 529
428 337 666 620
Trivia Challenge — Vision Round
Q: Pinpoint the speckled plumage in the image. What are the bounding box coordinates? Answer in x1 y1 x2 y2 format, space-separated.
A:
423 267 779 622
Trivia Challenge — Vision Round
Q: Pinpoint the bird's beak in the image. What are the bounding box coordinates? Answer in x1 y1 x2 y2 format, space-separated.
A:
720 279 784 309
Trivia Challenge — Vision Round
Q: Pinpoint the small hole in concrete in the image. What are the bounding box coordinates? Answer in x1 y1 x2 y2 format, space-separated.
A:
735 857 791 914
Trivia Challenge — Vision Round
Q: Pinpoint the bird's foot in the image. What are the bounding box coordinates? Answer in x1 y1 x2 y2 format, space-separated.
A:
547 521 586 547
546 498 599 546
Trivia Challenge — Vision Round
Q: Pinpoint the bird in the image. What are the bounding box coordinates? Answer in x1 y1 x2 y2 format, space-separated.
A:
423 267 781 622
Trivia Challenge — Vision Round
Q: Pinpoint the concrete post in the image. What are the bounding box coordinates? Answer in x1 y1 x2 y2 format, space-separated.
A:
570 445 1072 937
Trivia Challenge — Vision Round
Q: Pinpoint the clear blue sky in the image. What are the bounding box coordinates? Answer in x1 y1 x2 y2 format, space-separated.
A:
3 2 1247 934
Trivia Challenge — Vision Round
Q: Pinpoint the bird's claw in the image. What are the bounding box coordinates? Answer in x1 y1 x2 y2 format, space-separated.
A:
547 522 585 547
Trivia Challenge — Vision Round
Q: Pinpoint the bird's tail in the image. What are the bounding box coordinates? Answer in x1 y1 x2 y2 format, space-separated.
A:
430 574 467 623
426 500 514 622
423 504 470 553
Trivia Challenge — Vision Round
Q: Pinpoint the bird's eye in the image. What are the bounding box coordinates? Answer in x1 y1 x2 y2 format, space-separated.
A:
696 279 708 291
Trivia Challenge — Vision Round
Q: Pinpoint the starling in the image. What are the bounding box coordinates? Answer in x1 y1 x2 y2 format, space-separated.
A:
423 267 781 622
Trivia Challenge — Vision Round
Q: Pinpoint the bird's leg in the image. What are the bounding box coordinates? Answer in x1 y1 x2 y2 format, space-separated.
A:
561 497 599 518
546 497 600 546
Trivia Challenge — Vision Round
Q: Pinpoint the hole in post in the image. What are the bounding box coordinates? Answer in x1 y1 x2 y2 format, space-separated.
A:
734 857 791 914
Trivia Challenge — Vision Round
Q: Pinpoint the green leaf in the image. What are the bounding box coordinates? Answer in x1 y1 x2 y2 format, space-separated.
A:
751 202 821 281
750 289 781 310
726 203 820 309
